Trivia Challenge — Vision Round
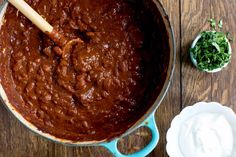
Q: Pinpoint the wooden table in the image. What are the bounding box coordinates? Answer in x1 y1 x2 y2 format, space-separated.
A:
0 0 236 156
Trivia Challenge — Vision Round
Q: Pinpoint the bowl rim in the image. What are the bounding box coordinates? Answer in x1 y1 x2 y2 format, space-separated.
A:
0 0 176 145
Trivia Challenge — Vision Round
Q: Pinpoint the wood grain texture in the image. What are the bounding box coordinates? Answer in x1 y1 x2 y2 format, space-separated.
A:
211 0 236 110
0 105 10 157
1 0 236 157
181 0 212 107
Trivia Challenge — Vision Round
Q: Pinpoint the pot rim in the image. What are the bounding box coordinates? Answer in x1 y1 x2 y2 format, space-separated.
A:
115 0 176 144
0 0 176 146
118 0 176 144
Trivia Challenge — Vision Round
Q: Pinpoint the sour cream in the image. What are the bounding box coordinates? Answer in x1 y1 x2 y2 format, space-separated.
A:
178 113 233 157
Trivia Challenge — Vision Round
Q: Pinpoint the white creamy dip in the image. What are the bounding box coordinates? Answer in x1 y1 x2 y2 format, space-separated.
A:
179 113 233 157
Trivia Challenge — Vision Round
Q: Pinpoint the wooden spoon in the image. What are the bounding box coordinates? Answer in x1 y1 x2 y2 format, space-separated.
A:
8 0 83 55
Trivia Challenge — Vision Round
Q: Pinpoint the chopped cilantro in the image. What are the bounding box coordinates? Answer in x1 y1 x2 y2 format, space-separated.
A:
218 20 223 29
190 31 231 71
209 19 216 29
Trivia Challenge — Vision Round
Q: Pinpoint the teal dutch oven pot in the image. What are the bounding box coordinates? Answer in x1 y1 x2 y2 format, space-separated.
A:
0 0 175 156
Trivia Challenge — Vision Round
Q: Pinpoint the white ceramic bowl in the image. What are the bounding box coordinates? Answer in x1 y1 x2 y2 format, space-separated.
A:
166 102 236 157
190 31 232 73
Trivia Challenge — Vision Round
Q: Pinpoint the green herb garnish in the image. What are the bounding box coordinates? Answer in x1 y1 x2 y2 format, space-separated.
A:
190 19 232 72
209 19 223 30
190 31 231 71
218 20 223 29
209 19 216 29
226 32 234 42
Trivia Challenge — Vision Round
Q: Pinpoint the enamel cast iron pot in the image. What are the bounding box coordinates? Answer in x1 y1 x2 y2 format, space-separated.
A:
0 0 175 156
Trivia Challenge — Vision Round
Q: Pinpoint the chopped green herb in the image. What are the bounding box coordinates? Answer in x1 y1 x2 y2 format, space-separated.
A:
218 20 223 29
226 32 234 42
190 31 231 71
209 19 216 29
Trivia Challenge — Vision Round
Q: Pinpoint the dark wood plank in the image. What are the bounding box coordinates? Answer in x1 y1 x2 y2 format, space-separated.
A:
153 0 181 156
0 104 54 157
0 105 11 157
54 144 74 157
211 0 236 111
9 115 53 157
181 0 212 108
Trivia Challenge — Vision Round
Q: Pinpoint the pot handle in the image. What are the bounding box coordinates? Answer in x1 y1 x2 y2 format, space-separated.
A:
100 113 159 157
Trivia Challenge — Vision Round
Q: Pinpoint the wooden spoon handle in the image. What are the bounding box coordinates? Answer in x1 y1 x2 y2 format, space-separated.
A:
8 0 53 33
